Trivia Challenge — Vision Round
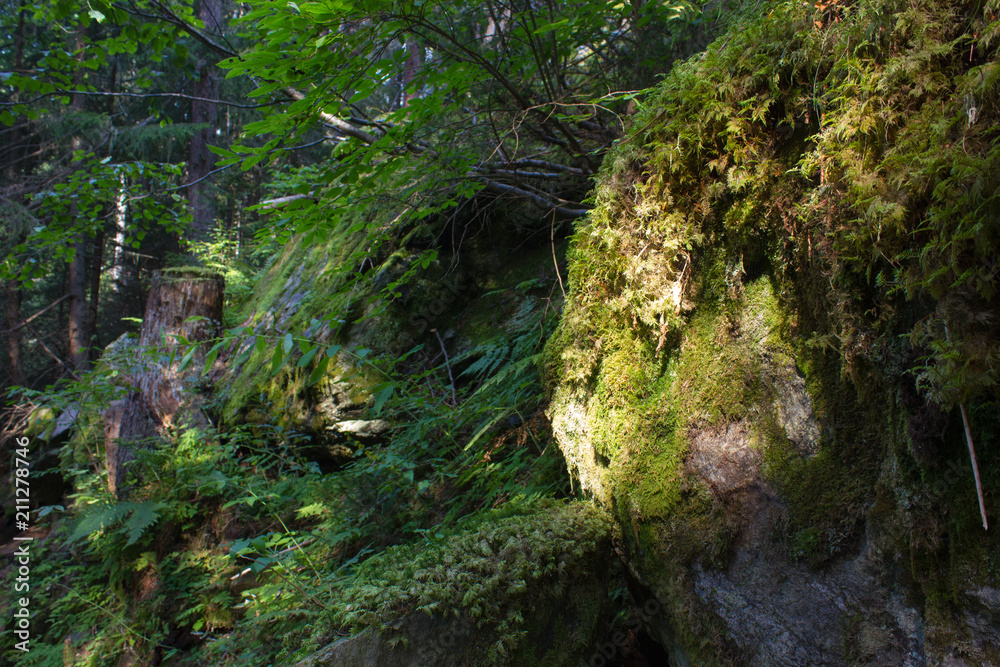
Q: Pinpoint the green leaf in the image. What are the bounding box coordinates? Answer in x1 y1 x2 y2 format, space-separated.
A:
178 345 198 372
270 346 286 376
124 502 167 546
308 357 330 385
372 383 394 415
203 341 223 374
297 346 319 368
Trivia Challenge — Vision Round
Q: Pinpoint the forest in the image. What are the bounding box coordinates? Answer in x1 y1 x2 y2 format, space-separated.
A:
1 0 999 665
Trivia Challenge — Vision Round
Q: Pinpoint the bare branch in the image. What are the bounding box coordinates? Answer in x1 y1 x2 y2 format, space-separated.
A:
0 90 279 110
0 294 70 334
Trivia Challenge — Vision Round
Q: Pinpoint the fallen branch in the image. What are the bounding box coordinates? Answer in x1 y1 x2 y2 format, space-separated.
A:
960 403 989 530
1 294 70 334
431 329 457 406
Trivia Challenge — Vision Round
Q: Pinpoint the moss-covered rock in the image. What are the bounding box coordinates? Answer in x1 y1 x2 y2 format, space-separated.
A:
295 499 614 667
545 0 1000 663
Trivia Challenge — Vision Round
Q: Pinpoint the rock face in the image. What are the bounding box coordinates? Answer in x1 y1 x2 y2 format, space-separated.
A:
543 1 1000 663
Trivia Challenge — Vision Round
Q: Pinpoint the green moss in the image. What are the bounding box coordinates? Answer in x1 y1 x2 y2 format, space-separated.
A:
544 0 1000 657
330 498 612 664
158 266 223 281
216 207 382 420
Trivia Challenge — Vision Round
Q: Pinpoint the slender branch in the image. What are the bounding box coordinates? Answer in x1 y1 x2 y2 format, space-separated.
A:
399 16 592 164
479 178 589 218
24 318 80 381
283 87 379 145
1 294 70 334
960 403 989 530
501 158 589 176
259 193 315 209
431 329 456 405
0 90 278 109
118 0 236 59
550 211 566 298
161 164 233 193
489 169 565 179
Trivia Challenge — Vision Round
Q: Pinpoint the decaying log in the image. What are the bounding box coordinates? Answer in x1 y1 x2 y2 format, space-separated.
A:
137 269 224 426
104 394 157 498
104 269 224 498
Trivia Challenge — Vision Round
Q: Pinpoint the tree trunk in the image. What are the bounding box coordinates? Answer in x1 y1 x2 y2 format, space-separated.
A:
136 269 224 424
3 279 23 385
67 30 92 372
110 172 128 290
104 270 224 497
186 0 225 239
401 38 423 107
67 234 90 370
87 227 104 350
104 394 157 498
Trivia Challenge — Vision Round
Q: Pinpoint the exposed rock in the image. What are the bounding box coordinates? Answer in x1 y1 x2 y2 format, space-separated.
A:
687 421 761 495
774 367 821 456
678 415 925 666
328 419 392 441
969 587 1000 613
316 383 368 421
690 546 925 667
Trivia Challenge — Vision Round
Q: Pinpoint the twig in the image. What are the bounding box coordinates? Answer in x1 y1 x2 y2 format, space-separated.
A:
960 403 989 530
431 329 456 405
0 90 278 109
1 293 70 333
24 318 80 381
551 211 566 299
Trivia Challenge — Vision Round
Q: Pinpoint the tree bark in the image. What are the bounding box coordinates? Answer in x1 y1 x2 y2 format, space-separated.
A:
186 0 225 239
104 393 157 498
3 280 23 385
67 29 92 372
136 269 224 425
87 227 105 351
401 38 423 107
67 234 90 370
104 270 224 497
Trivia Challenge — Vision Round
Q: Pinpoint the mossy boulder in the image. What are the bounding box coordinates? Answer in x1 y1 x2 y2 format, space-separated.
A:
295 500 615 667
545 0 1000 663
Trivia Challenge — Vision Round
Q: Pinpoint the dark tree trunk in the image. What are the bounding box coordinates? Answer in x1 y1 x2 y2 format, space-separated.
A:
401 38 423 107
104 270 224 497
67 234 89 370
3 280 23 385
186 0 225 238
67 31 92 371
104 394 157 498
87 228 104 350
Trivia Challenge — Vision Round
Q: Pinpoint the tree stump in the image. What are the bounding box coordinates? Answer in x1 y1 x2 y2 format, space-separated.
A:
105 269 224 497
